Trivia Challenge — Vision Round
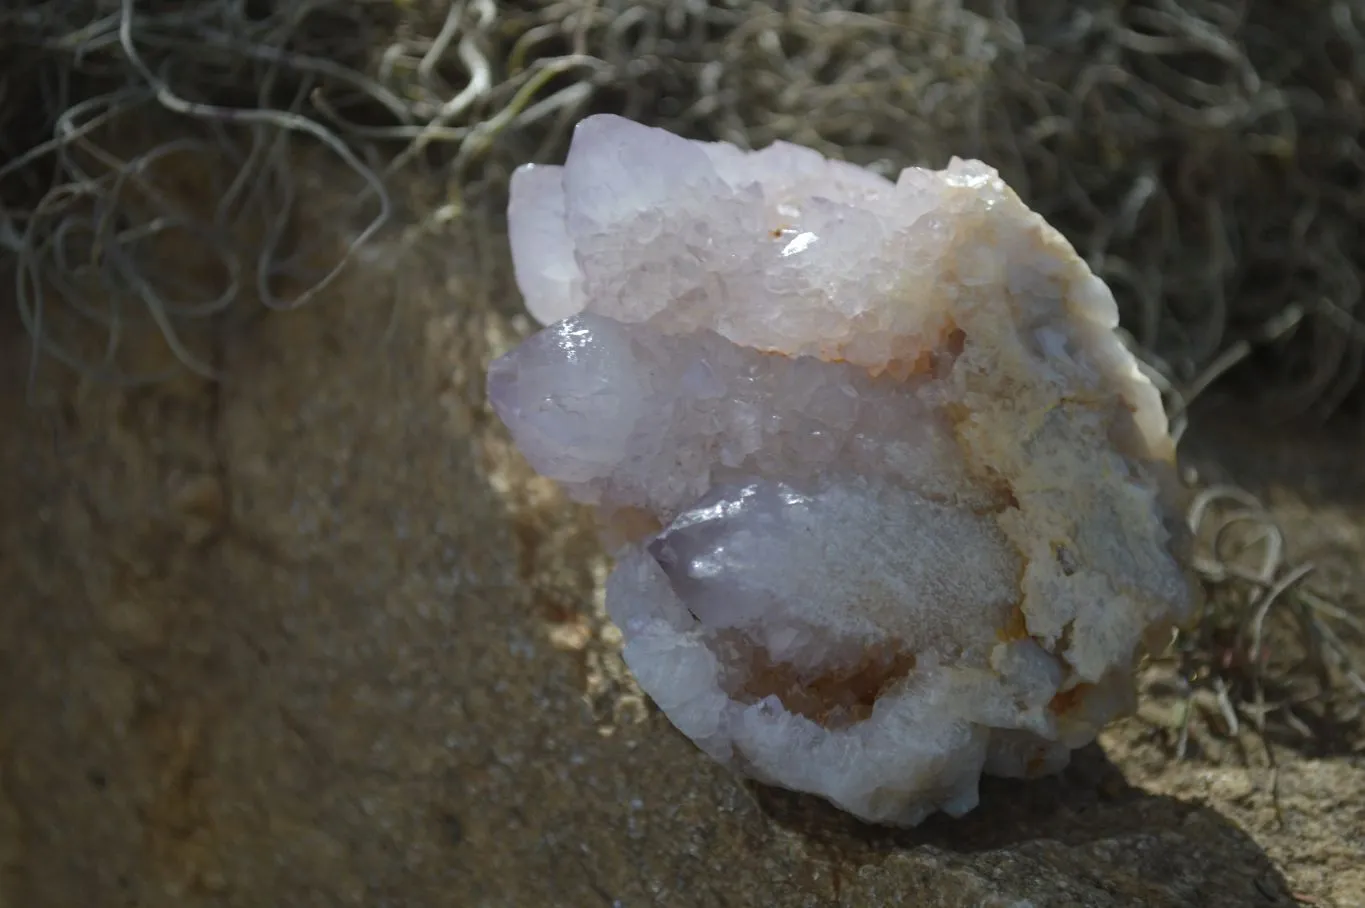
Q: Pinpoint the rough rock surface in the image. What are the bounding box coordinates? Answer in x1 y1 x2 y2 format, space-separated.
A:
490 115 1200 825
0 180 1360 907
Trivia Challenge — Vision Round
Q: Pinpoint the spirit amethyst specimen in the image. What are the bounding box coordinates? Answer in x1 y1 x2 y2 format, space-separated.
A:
487 115 1199 826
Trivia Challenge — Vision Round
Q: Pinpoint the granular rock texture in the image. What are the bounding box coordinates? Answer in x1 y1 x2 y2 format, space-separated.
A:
489 114 1202 826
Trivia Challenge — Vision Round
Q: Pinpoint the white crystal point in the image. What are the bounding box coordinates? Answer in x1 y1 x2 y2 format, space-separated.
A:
488 117 1201 827
485 315 648 485
507 164 585 325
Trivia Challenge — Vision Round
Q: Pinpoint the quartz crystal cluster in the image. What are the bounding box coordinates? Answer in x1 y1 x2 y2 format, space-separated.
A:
487 115 1200 826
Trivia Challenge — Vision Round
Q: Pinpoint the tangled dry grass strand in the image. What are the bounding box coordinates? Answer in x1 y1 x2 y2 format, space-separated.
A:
1156 481 1365 760
3 0 1364 412
0 0 608 388
989 0 1365 421
1134 331 1365 763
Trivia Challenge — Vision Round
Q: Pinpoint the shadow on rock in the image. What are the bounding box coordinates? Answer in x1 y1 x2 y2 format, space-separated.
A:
745 742 1298 907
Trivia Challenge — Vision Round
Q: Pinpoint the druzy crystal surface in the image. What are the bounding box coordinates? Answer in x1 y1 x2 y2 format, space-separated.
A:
487 115 1199 826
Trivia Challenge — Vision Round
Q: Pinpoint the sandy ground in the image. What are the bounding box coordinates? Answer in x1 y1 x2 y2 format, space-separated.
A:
0 209 1361 907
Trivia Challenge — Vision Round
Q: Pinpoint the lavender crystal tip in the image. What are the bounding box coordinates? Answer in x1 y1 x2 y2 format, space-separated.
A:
486 114 1201 827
